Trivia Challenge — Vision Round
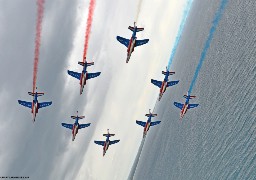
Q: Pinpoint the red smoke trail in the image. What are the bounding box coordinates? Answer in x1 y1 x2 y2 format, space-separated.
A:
82 0 96 63
33 0 45 92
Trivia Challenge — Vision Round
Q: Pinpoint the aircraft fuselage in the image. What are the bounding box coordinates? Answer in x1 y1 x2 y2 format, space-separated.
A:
80 72 87 94
31 101 38 122
159 81 167 100
72 124 79 141
180 103 189 119
103 141 110 156
126 38 136 63
143 122 151 138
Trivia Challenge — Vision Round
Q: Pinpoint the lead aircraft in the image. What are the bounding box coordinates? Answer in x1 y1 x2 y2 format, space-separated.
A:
174 92 199 120
94 129 120 156
61 111 91 141
67 58 101 95
136 109 161 138
151 67 179 100
18 88 52 122
116 22 149 63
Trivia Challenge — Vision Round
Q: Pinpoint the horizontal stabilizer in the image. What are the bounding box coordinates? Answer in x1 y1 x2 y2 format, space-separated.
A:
78 61 85 66
86 62 94 66
38 101 52 109
110 140 120 145
162 71 175 75
71 116 85 120
183 95 196 99
174 102 184 110
136 120 146 127
18 100 32 109
136 27 144 32
188 104 199 109
78 61 94 66
28 92 44 96
128 26 135 31
145 113 157 117
103 133 115 137
167 80 179 87
135 39 149 47
150 121 161 126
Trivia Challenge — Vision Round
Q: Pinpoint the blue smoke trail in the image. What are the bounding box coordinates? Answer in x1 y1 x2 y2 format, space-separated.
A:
167 0 193 71
188 0 228 95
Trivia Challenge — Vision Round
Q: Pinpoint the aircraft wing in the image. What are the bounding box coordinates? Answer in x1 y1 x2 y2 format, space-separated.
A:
109 140 120 145
78 123 91 129
151 79 162 88
38 101 52 109
136 120 146 127
116 36 129 47
61 123 73 130
94 141 105 146
174 102 184 110
188 104 199 109
18 100 32 109
67 70 81 80
87 72 101 80
167 80 179 87
135 39 149 47
150 121 161 126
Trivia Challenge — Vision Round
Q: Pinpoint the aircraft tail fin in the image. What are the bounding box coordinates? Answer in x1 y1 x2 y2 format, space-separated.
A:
162 71 175 75
28 92 44 96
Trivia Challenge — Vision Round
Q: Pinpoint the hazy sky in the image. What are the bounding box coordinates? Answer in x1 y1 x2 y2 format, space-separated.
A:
0 0 189 179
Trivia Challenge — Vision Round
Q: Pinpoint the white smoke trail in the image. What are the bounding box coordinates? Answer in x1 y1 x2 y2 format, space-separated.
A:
135 0 143 22
128 137 146 180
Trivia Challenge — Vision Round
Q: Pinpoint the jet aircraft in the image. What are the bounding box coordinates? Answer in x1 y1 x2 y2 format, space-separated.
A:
94 129 120 156
174 92 199 120
116 22 149 63
18 88 52 122
151 67 179 100
136 109 161 138
67 58 101 94
61 111 91 141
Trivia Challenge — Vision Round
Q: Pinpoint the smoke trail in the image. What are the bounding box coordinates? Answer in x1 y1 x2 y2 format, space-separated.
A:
128 137 146 180
82 0 96 62
135 0 143 22
167 0 193 71
188 0 228 95
33 0 45 92
128 99 158 180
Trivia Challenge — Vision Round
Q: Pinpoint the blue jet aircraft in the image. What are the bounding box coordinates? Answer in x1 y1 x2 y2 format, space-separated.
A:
116 22 149 63
67 58 101 95
136 109 161 138
174 92 199 120
18 88 52 122
151 67 179 100
94 129 120 156
61 111 91 141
